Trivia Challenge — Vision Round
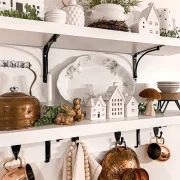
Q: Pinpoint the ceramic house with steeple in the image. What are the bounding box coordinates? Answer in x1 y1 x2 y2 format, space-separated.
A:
103 82 125 119
86 96 106 120
131 2 160 35
140 2 160 35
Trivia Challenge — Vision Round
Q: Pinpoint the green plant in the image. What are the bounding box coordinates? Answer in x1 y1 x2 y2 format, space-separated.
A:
34 105 65 127
138 103 163 115
86 0 141 14
0 3 41 20
160 28 180 38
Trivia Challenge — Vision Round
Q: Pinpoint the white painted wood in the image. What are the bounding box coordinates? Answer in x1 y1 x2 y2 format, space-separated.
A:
1 17 180 55
0 111 180 148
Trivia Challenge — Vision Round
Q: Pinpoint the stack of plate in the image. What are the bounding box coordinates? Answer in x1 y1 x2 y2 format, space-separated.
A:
157 81 180 93
44 9 66 24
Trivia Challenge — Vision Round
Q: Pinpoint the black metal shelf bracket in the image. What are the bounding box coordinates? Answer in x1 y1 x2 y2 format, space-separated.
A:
133 45 164 81
43 34 60 83
11 145 21 160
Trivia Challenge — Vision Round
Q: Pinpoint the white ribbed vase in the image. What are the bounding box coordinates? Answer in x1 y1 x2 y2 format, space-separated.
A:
63 5 85 26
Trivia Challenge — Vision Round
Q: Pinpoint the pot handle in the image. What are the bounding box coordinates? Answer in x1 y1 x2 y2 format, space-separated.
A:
3 157 23 172
0 60 37 96
156 137 165 144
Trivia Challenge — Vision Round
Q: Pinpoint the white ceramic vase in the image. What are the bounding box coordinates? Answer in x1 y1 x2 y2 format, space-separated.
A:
157 8 176 33
86 4 126 25
63 3 85 26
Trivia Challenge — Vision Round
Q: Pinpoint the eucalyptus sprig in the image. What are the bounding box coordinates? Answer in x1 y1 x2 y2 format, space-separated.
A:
86 0 141 14
138 103 163 115
160 28 180 38
0 3 41 20
34 105 65 127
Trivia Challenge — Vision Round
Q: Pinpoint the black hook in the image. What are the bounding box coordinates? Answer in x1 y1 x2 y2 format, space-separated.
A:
153 127 163 139
45 141 51 163
56 139 63 142
11 145 21 160
71 137 79 147
114 132 126 148
135 129 140 148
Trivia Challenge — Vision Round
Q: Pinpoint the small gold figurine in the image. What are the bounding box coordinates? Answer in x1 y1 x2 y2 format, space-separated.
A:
56 104 75 125
72 98 84 122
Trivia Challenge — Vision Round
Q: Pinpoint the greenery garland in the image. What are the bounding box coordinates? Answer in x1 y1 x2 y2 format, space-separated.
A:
0 3 41 20
160 28 180 38
34 105 65 127
86 0 141 14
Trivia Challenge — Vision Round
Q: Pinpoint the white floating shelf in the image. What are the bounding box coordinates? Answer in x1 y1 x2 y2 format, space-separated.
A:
1 17 180 55
0 111 180 148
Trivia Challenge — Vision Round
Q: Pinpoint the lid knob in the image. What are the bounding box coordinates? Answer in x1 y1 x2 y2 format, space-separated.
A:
10 87 19 93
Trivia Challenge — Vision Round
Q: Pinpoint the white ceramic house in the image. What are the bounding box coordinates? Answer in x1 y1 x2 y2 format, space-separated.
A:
0 0 44 19
132 2 160 35
103 83 125 119
86 96 106 120
124 96 139 117
131 17 149 34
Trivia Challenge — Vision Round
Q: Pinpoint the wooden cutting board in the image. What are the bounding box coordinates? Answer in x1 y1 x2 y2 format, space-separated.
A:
160 93 180 100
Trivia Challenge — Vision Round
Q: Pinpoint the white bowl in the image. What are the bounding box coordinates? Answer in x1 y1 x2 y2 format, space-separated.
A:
158 85 180 87
158 86 179 93
157 81 180 84
45 18 66 23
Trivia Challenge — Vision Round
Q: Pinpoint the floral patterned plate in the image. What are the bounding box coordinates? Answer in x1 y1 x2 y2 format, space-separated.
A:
57 54 135 110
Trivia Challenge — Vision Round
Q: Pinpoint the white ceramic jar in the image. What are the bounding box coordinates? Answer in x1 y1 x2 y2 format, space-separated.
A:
157 8 176 33
86 4 126 25
63 0 85 26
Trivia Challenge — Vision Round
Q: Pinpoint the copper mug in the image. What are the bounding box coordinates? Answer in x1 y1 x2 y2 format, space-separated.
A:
1 157 35 180
147 138 170 161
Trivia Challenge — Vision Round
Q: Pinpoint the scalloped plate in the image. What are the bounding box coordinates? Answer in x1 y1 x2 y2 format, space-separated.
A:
57 54 135 109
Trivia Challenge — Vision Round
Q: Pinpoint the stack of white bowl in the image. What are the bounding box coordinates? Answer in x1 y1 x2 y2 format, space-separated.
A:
157 81 180 93
44 9 66 24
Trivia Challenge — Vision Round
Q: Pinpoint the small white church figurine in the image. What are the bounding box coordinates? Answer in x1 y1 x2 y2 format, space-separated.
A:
86 96 106 120
124 94 139 117
103 82 125 119
131 2 160 35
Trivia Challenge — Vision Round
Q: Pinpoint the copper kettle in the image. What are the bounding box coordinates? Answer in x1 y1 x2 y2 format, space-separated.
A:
0 62 40 130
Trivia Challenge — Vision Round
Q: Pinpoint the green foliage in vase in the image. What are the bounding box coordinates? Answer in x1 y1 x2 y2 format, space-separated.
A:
34 105 65 127
138 103 163 115
160 28 180 38
0 3 41 20
86 0 141 14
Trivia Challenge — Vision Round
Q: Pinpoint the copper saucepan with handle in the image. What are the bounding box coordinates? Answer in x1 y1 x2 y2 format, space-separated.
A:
147 137 170 161
1 157 35 180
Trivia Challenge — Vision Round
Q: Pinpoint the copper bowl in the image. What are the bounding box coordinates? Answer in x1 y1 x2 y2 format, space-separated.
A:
122 168 149 180
99 146 140 180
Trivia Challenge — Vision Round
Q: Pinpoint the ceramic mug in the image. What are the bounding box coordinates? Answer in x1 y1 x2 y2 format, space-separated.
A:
1 157 35 180
147 138 170 161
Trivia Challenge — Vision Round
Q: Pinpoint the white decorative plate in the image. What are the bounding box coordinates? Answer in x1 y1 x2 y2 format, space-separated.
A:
57 54 135 109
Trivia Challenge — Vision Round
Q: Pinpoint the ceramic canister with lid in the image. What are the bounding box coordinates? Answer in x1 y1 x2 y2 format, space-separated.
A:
62 0 85 26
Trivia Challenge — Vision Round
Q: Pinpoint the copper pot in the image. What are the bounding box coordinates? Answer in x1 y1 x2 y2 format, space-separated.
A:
122 168 149 180
1 157 35 180
99 145 140 180
147 138 170 162
0 64 40 130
